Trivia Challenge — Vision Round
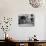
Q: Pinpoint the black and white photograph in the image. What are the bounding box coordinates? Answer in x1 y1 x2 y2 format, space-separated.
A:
18 14 35 27
29 0 43 8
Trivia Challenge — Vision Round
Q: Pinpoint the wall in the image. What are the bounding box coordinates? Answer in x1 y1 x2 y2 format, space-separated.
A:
44 15 46 40
0 0 46 40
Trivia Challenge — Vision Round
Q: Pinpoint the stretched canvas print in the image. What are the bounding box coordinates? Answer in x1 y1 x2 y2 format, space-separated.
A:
18 14 35 27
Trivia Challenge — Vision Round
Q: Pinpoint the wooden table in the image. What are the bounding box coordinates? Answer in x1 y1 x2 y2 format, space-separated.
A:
5 39 46 46
13 40 46 46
